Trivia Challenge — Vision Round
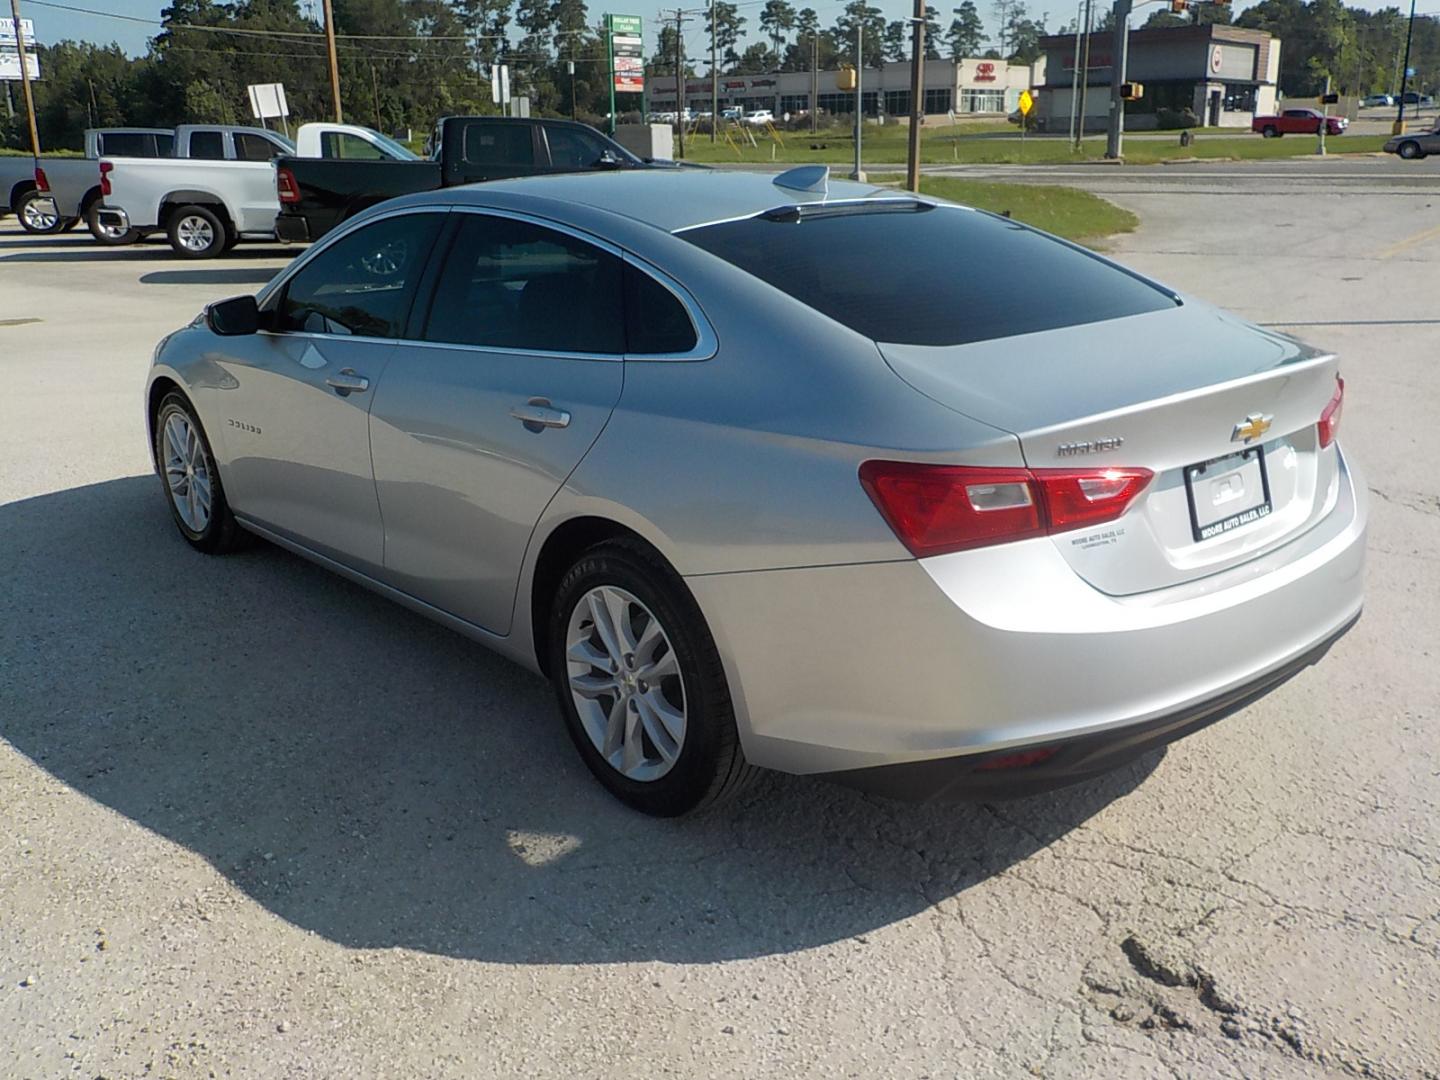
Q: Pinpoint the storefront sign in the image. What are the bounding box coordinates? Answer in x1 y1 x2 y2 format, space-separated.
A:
974 61 997 82
1209 45 1223 74
606 15 644 92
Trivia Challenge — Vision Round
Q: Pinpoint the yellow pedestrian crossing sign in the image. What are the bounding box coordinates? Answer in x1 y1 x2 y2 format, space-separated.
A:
1018 90 1034 116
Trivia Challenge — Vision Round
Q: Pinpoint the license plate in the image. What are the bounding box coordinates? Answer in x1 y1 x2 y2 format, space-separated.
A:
1184 447 1272 542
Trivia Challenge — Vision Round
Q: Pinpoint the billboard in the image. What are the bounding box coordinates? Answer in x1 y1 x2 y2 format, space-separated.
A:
607 14 643 93
0 17 35 46
0 51 40 80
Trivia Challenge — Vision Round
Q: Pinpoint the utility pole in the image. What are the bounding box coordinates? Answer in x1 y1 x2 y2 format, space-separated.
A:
673 8 687 158
710 0 719 140
321 0 343 121
9 0 41 157
1103 0 1130 159
1394 0 1416 133
1068 0 1082 145
810 31 818 133
852 22 864 180
1317 73 1330 155
905 0 925 192
1074 0 1092 151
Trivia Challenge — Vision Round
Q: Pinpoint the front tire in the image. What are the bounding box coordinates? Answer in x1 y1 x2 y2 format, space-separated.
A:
1261 125 1279 138
548 539 760 816
1398 140 1424 160
167 204 227 258
87 202 138 245
15 189 63 234
154 392 249 554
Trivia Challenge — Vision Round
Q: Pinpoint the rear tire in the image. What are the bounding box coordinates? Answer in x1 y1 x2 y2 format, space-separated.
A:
15 189 63 234
548 539 761 816
87 202 139 245
154 392 250 555
1261 125 1279 138
167 204 227 259
1398 140 1424 160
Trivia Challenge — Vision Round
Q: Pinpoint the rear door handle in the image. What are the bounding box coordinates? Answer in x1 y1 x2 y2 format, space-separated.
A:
326 368 369 395
510 398 571 430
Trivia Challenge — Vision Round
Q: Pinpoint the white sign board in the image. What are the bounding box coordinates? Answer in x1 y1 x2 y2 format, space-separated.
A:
0 51 40 80
490 64 510 106
246 82 289 120
0 17 35 46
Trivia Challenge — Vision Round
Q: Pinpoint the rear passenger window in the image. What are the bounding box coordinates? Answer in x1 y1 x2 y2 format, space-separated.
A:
235 133 281 161
100 132 156 156
624 265 698 354
422 214 624 354
275 214 443 338
188 131 225 159
462 124 535 168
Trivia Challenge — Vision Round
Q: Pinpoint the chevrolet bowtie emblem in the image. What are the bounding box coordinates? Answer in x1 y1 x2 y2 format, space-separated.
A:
1231 413 1273 444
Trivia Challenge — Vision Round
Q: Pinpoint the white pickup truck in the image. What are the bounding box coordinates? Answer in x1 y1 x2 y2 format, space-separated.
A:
96 123 416 258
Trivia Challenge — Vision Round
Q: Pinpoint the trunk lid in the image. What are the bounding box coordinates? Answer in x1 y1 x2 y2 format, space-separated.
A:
879 302 1344 595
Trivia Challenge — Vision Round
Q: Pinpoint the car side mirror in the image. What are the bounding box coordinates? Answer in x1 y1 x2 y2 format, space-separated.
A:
205 294 260 336
596 149 624 169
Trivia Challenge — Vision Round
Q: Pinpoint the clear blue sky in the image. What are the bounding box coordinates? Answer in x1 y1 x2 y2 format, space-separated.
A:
19 0 1428 60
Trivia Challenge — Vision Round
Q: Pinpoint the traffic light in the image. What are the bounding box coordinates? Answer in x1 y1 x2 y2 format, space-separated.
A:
1319 92 1339 104
1120 82 1145 100
836 65 857 91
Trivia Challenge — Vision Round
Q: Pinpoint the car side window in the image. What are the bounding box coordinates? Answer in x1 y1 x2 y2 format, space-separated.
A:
188 131 225 159
462 124 535 168
421 214 624 355
321 131 387 160
235 133 282 161
624 264 698 354
274 214 443 339
544 125 610 170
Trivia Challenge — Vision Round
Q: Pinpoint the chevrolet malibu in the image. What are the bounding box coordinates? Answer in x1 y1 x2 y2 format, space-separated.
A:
145 168 1365 816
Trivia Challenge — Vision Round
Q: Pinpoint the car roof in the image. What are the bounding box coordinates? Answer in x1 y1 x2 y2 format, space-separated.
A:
430 169 899 234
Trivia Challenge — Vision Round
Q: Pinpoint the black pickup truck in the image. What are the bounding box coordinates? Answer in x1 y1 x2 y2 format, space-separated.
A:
275 115 659 243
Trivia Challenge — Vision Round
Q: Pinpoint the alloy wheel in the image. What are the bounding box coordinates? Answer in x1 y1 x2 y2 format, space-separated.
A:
21 196 58 231
176 215 215 253
565 585 687 782
162 411 213 533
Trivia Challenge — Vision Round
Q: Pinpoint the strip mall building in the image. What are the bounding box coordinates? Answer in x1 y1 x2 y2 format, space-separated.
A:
646 58 1031 119
1031 24 1281 131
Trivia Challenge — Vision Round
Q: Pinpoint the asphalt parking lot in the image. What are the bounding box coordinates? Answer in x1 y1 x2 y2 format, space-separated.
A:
1 163 1437 1079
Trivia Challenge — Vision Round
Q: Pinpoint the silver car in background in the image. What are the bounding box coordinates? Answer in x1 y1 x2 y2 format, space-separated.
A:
145 169 1365 815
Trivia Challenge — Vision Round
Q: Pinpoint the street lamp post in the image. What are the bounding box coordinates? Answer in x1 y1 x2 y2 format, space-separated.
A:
1395 0 1417 133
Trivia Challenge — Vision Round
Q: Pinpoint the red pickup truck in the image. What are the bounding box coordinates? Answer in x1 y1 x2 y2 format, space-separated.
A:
1252 108 1348 137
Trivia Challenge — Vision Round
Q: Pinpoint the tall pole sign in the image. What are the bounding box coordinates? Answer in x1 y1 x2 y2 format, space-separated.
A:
605 13 644 135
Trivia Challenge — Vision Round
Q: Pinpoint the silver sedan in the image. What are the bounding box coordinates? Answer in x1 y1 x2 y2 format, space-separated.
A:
145 168 1366 815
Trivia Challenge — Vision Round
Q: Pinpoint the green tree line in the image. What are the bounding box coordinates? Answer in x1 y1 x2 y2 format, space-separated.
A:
3 0 1435 151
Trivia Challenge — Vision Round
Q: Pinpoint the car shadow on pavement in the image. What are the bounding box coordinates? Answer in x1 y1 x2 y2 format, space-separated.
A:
0 478 1158 965
139 268 282 287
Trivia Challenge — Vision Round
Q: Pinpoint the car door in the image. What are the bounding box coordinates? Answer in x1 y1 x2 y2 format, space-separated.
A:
540 123 626 175
367 209 628 634
217 208 446 574
448 121 542 184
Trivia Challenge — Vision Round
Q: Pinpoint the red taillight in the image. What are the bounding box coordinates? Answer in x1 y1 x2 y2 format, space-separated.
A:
34 166 49 192
859 460 1154 558
1317 375 1344 449
976 746 1060 771
99 160 113 197
276 166 299 204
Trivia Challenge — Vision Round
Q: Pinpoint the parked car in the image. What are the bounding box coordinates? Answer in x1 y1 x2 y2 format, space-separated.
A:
1252 108 1348 137
143 167 1365 816
1383 125 1440 159
1 128 172 236
1361 94 1394 107
720 106 744 121
273 116 655 245
50 125 294 245
96 123 406 257
743 109 776 127
1400 92 1434 107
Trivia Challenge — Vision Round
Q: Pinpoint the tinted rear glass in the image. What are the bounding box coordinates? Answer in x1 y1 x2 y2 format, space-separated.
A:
463 123 534 167
681 204 1177 346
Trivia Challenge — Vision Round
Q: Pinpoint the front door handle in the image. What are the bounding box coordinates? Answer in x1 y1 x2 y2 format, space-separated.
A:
326 368 369 395
510 398 571 431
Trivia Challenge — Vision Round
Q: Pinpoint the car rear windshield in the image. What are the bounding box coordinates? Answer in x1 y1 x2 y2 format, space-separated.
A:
680 203 1178 346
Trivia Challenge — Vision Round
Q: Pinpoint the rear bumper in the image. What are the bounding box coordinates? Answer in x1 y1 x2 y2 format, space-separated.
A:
97 206 130 232
688 447 1366 780
275 214 311 244
822 609 1359 800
